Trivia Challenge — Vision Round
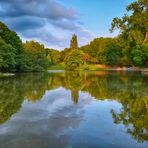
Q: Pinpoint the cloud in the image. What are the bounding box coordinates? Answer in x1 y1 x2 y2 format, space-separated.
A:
0 0 96 50
50 19 80 31
3 16 46 31
0 0 77 20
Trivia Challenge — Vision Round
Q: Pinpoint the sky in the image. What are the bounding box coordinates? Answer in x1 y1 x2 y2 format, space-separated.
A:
0 0 134 50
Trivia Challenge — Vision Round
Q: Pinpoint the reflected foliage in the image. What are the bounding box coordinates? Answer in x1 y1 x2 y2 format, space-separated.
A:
0 73 50 124
0 71 148 142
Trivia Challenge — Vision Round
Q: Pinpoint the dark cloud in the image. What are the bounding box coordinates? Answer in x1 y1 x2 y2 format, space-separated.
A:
0 0 79 33
51 19 80 31
0 0 77 20
0 0 96 49
3 16 46 31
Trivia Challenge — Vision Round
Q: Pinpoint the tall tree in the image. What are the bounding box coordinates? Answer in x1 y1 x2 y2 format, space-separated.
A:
110 0 148 45
111 0 148 44
110 0 148 66
70 34 78 50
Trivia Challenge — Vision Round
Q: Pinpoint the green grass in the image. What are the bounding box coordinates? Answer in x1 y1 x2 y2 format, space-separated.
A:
48 64 65 70
84 65 107 71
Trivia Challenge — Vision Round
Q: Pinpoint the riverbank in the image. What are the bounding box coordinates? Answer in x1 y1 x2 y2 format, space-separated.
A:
94 64 148 72
48 64 148 72
0 73 15 77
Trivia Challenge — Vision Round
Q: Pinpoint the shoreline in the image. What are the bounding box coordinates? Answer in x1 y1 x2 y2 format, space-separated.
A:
94 64 148 72
106 67 148 72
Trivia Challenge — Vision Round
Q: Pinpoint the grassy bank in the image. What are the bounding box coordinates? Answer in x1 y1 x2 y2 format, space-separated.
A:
48 64 65 70
0 72 15 77
48 64 148 72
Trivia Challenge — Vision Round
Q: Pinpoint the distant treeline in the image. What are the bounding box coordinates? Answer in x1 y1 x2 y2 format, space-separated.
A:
0 0 148 72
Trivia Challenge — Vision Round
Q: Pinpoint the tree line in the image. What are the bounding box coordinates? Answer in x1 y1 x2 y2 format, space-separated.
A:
0 0 148 72
62 0 148 69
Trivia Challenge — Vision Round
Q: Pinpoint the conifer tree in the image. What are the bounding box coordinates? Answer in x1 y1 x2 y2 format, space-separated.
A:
70 34 78 50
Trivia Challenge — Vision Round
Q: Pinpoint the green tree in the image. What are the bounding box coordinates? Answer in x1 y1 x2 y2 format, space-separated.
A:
0 21 24 71
110 0 148 45
60 48 72 62
110 0 148 66
0 37 16 72
70 34 78 50
64 50 84 70
50 49 61 65
23 40 50 71
0 21 23 53
104 39 122 65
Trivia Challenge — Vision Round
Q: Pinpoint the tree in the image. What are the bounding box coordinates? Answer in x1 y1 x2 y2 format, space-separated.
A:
0 37 16 72
110 0 148 66
60 48 72 62
49 49 61 65
131 44 148 66
0 21 24 71
104 39 122 65
110 0 148 45
64 50 84 70
70 34 78 50
23 40 50 71
0 21 22 53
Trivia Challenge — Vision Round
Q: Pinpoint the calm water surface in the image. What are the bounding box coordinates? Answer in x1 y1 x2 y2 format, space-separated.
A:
0 71 148 148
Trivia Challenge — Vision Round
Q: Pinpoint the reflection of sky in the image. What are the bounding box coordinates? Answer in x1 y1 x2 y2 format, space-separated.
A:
0 87 148 148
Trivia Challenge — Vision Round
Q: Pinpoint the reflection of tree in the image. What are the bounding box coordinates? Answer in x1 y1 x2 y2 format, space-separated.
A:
24 73 50 102
57 71 148 142
71 89 79 104
0 71 148 143
111 96 148 142
65 72 83 103
78 72 148 142
63 72 90 103
0 77 24 124
47 73 64 90
0 73 50 124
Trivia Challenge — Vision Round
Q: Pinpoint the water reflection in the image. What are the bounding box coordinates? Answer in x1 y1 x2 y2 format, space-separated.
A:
0 71 148 147
0 73 50 124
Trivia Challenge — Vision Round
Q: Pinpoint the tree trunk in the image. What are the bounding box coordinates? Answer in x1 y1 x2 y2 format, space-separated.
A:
143 31 148 44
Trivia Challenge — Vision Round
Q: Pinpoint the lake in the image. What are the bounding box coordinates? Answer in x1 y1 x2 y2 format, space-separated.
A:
0 71 148 148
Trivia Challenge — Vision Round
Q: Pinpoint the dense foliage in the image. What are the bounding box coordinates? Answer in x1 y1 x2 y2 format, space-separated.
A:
0 22 50 72
110 0 148 66
64 50 84 70
22 41 50 71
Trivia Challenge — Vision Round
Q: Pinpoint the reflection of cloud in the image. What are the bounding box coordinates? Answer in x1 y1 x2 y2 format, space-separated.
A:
0 88 91 148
